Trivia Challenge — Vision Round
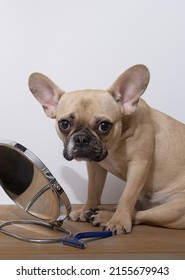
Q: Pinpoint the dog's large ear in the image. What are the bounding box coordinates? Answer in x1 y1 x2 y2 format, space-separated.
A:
28 73 64 118
108 64 150 115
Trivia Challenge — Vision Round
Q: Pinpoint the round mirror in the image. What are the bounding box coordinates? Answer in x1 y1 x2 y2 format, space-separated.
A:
0 140 71 224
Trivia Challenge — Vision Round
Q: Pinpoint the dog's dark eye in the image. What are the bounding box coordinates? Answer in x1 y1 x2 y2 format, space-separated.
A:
59 120 71 132
98 121 112 133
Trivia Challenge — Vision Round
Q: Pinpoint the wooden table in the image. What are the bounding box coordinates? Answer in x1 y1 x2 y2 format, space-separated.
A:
0 205 185 260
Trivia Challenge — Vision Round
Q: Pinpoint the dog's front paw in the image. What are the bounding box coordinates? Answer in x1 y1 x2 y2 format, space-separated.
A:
105 213 132 234
69 206 100 222
86 209 114 227
69 209 88 222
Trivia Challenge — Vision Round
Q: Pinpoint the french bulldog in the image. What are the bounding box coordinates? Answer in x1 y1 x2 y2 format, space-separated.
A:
28 64 185 234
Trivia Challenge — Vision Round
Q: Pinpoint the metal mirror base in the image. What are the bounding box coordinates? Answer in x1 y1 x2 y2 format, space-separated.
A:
0 220 72 243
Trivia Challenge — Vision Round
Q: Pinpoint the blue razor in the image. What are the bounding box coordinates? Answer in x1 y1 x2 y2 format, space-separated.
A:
62 230 112 249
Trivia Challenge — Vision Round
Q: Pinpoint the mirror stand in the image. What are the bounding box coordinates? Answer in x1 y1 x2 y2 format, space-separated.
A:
0 220 72 243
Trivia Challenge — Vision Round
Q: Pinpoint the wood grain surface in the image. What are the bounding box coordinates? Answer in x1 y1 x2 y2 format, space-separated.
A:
0 205 185 260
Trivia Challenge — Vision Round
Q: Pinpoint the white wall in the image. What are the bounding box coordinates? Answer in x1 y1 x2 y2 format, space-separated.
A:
0 0 185 204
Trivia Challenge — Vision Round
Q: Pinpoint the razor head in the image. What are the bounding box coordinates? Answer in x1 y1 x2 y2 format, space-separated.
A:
62 237 86 249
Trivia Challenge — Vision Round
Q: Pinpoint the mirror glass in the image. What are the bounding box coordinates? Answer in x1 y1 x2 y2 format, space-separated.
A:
0 141 71 223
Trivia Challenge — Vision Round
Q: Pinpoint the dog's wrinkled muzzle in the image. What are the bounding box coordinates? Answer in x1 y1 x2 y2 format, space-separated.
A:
63 130 108 162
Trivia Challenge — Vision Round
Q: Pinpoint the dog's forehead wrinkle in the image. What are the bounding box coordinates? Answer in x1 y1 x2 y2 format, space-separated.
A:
58 93 121 128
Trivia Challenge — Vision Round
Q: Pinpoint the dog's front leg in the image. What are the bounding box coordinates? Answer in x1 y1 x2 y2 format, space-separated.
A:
106 160 150 234
69 162 107 221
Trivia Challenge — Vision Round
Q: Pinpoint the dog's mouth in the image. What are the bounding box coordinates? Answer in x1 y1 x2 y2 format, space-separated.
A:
63 130 108 162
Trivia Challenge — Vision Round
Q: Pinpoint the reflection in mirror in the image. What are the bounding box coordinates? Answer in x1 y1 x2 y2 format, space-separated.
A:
0 140 72 243
0 141 71 223
0 145 59 220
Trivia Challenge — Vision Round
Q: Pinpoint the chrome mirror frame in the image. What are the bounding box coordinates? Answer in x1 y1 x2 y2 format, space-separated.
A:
0 140 72 243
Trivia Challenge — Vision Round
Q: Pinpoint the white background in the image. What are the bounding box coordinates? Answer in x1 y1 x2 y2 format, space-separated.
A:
0 0 185 204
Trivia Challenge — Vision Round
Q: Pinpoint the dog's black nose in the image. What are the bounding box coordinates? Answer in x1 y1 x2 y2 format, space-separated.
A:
74 133 90 147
